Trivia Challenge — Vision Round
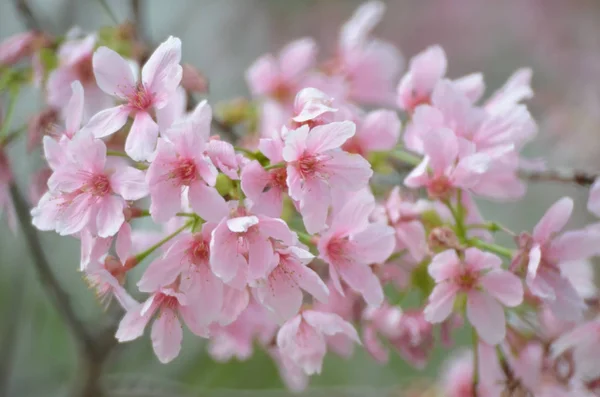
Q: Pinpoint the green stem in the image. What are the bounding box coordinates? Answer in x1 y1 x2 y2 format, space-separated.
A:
107 150 129 158
133 220 192 264
0 125 26 146
391 148 422 167
468 238 513 259
472 328 480 397
0 86 20 139
297 231 314 247
444 199 467 243
264 162 285 171
233 146 257 159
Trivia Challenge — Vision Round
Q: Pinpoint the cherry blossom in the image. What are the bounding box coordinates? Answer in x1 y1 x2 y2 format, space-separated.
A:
81 36 182 160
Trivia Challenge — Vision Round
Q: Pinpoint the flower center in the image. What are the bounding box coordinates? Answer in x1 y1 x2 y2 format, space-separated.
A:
87 174 111 196
455 269 479 290
127 82 154 111
271 80 294 103
267 168 287 191
297 154 322 179
75 56 95 84
172 158 197 185
427 176 453 200
190 237 209 264
327 237 351 263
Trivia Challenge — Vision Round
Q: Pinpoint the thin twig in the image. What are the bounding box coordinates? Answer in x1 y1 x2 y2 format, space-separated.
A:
0 263 26 397
9 182 98 358
97 0 119 25
12 0 41 30
519 168 597 186
131 0 143 40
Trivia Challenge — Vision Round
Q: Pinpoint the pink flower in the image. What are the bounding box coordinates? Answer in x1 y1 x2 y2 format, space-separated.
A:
82 36 182 160
404 126 513 200
206 139 241 180
424 248 523 345
208 298 276 362
513 197 600 321
46 34 111 117
282 121 372 233
137 223 223 327
34 132 148 237
335 1 403 105
382 187 429 263
397 46 484 113
0 31 40 66
83 253 137 311
276 310 360 375
254 244 329 323
318 192 395 306
291 87 337 125
146 100 227 223
246 38 317 104
0 148 16 232
240 160 288 218
587 178 600 217
397 45 448 112
115 286 208 363
210 208 298 285
341 109 401 156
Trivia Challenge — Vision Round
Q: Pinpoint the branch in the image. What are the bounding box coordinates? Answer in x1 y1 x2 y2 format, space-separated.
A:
519 168 597 186
9 182 98 358
131 0 144 41
12 0 41 30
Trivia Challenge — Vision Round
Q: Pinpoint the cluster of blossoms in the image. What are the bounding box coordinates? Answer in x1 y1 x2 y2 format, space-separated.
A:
1 2 600 395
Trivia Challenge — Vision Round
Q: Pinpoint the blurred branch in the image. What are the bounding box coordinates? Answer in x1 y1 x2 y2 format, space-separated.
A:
12 0 41 30
9 183 98 357
0 262 26 397
131 0 144 40
519 167 597 186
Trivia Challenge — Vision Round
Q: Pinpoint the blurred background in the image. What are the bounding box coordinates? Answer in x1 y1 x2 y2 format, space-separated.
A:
1 0 600 396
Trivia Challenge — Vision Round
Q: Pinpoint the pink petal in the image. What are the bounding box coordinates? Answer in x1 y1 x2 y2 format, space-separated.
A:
548 230 600 263
81 105 130 139
351 223 395 264
340 1 385 51
282 125 310 163
110 165 148 201
325 151 373 192
299 177 330 234
480 270 523 307
453 73 485 103
116 222 132 263
258 217 297 246
115 301 154 342
66 131 107 173
92 46 136 98
286 253 329 303
358 109 401 152
533 197 573 243
428 249 460 282
125 112 159 161
464 247 502 272
543 271 585 322
219 286 250 325
424 282 458 323
466 290 506 345
156 87 186 132
258 271 304 323
588 178 600 217
181 266 224 327
141 36 182 109
248 236 274 281
149 180 182 223
306 121 356 154
137 254 185 292
96 195 125 238
187 182 228 223
151 307 183 363
303 310 360 343
56 194 93 236
227 216 259 233
336 260 383 307
279 38 317 80
210 221 247 283
246 54 279 96
65 81 85 136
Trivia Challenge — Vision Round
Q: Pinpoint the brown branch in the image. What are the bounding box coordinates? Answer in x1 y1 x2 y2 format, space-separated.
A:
9 182 99 358
12 0 41 30
519 168 597 186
